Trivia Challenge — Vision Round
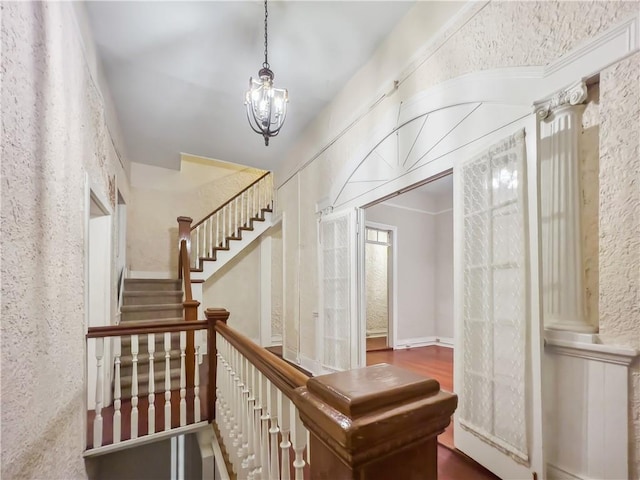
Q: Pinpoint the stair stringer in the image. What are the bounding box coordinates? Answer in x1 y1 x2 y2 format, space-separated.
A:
191 210 273 283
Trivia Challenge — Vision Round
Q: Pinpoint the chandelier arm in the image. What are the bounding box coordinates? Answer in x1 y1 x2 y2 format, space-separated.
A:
245 105 267 135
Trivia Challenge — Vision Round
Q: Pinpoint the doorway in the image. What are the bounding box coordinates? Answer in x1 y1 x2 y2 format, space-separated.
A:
364 224 394 352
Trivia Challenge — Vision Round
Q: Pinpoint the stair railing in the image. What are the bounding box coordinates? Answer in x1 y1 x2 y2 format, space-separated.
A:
206 308 458 480
179 171 273 271
85 319 212 456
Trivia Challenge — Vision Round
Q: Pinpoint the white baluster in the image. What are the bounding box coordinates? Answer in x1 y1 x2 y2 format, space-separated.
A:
93 338 104 448
268 379 280 480
278 391 292 480
235 197 239 236
223 206 227 244
195 226 200 266
215 213 220 248
240 355 251 478
260 372 270 480
252 365 264 479
209 217 214 257
131 334 139 439
179 330 187 426
246 364 257 479
290 404 307 480
241 191 245 227
164 332 172 431
148 333 156 435
228 203 232 239
194 344 201 422
113 336 122 443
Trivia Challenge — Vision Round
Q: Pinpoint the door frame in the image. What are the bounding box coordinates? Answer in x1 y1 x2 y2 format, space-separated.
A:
361 221 398 353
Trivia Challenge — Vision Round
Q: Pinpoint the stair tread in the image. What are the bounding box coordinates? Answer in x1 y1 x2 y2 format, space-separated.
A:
120 367 182 386
125 278 180 283
120 349 182 361
124 290 183 296
121 304 183 312
119 318 185 326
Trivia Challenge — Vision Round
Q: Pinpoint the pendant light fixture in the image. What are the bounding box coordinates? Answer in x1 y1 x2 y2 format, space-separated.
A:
245 0 289 146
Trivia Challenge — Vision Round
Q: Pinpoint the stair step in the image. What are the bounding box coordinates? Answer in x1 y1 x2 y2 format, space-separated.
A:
124 279 182 292
120 304 183 321
120 367 182 399
123 290 183 306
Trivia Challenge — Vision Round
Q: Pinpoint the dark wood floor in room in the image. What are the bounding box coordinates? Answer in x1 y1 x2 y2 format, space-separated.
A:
367 346 500 480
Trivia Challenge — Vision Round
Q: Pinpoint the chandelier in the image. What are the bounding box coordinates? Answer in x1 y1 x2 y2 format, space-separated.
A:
245 0 289 146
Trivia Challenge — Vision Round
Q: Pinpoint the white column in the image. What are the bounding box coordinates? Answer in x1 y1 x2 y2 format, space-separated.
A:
535 81 595 333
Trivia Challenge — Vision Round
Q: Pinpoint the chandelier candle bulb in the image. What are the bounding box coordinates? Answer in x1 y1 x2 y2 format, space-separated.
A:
245 0 289 146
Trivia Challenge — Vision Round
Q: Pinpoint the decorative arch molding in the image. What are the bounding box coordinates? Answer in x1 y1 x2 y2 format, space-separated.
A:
330 13 639 210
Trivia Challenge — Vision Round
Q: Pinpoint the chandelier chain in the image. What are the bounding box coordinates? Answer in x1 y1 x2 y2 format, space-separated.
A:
263 0 269 69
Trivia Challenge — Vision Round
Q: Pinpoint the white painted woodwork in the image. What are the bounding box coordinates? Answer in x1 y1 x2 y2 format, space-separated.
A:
290 403 307 480
179 331 186 427
537 85 594 333
147 333 156 435
194 345 201 423
267 379 281 480
189 174 274 285
130 334 139 439
454 119 546 479
164 332 172 431
318 208 360 372
259 374 271 480
278 391 292 480
113 336 122 443
93 338 104 448
544 330 639 480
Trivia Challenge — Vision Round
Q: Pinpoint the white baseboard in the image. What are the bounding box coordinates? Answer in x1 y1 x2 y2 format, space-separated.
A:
436 336 454 348
394 336 455 349
395 336 437 349
129 270 173 279
366 328 388 338
271 334 283 346
547 463 592 480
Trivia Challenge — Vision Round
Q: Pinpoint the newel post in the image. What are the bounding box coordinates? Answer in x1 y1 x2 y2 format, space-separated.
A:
177 216 193 268
205 308 230 422
293 363 457 480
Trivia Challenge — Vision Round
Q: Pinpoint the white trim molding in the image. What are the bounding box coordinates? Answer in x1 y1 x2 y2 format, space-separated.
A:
396 336 438 349
436 337 454 348
379 202 453 216
545 331 638 366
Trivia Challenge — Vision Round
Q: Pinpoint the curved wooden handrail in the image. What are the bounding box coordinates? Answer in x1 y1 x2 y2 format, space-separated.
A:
215 320 309 399
190 171 271 231
87 320 208 338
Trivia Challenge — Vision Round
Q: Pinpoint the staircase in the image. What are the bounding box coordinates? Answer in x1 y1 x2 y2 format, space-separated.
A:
182 171 275 284
119 279 184 398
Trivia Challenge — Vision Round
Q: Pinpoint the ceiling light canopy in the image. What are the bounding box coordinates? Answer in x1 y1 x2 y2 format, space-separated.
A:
245 0 289 146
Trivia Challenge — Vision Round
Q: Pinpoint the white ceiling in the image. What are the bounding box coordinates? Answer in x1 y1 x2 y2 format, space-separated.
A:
85 1 416 171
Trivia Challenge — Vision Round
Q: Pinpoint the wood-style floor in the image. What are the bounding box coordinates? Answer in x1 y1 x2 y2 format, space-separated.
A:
367 346 500 480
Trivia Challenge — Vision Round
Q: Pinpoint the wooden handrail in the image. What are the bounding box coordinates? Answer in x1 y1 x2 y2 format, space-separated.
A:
190 171 271 231
208 309 308 400
87 320 208 338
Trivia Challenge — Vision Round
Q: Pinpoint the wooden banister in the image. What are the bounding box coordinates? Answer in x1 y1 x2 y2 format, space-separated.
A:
294 365 458 480
206 307 308 402
87 320 208 338
190 171 271 231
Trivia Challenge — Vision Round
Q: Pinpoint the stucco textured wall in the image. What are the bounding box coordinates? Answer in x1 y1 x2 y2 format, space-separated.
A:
365 242 389 336
1 2 129 478
274 1 640 474
128 159 264 274
598 52 640 478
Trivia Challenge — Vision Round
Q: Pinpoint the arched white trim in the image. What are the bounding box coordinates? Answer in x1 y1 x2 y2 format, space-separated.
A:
330 13 639 209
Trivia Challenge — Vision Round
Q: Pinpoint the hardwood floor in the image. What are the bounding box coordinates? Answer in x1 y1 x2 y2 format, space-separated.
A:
367 345 500 480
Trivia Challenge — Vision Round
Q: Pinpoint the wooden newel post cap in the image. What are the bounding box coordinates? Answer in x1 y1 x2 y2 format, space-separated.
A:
177 216 193 224
293 363 457 478
205 308 229 323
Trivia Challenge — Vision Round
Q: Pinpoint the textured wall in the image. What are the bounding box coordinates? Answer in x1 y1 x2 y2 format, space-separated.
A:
365 242 389 336
202 241 261 341
581 84 601 329
1 2 129 478
271 223 283 337
273 0 640 474
598 52 640 478
128 159 264 274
